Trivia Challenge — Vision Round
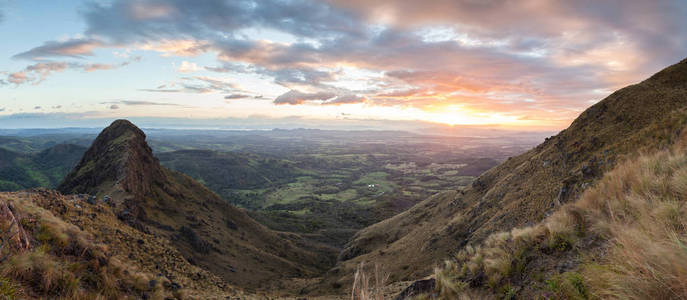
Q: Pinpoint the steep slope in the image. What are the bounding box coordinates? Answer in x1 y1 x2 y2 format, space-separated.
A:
434 132 687 299
58 120 336 290
31 144 87 186
0 144 85 191
0 190 244 299
321 58 687 291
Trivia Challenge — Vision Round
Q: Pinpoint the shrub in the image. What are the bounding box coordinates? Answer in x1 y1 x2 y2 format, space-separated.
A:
0 276 16 299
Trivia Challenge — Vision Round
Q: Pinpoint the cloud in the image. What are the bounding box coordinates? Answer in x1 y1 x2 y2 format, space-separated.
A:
142 76 239 94
141 40 211 57
0 1 5 24
5 57 140 85
9 0 687 127
124 100 180 106
8 72 29 85
274 90 337 105
109 104 119 109
224 94 252 100
102 100 182 107
7 62 70 85
322 94 367 105
13 38 104 60
177 61 201 73
0 108 5 112
82 0 364 44
376 88 426 98
138 88 182 93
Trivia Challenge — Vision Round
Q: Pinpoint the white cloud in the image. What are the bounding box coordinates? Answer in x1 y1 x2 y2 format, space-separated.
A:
177 61 201 73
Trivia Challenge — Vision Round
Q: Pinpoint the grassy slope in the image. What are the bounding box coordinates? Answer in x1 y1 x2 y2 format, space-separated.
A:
0 190 244 299
318 58 687 292
434 133 687 299
144 168 339 290
57 120 338 292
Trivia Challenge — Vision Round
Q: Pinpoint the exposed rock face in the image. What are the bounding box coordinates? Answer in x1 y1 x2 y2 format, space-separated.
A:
394 279 436 300
58 119 164 201
323 58 687 290
58 119 337 289
0 201 31 257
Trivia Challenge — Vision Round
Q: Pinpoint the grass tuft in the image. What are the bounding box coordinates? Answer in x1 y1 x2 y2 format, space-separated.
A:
351 262 389 300
435 134 687 299
0 197 171 299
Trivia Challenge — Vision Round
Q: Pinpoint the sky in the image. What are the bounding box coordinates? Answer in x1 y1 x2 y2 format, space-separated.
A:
0 0 686 130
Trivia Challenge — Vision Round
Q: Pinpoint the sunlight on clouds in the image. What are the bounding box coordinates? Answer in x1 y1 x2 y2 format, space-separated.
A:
322 66 386 91
234 27 320 47
418 26 508 48
177 61 201 73
139 39 209 57
408 104 524 126
4 0 686 130
267 102 537 127
553 32 640 72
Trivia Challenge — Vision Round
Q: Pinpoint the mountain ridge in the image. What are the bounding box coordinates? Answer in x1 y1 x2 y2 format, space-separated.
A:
318 57 687 292
57 119 337 290
58 119 163 203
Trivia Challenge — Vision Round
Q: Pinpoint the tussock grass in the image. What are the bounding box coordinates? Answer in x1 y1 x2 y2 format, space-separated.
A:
435 134 687 299
351 262 389 300
0 197 170 299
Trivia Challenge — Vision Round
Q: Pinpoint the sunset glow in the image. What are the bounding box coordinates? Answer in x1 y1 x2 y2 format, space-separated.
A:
1 0 686 130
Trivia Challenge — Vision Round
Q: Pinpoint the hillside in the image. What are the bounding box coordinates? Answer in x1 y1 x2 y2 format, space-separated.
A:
57 120 337 291
157 149 303 202
156 139 499 250
434 132 687 299
318 58 687 292
0 144 85 191
0 190 245 299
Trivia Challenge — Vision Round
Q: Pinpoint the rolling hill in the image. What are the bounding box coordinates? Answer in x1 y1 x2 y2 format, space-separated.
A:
156 149 303 203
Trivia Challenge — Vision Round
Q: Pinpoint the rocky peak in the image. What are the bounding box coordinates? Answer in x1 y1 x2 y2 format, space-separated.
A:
58 119 164 200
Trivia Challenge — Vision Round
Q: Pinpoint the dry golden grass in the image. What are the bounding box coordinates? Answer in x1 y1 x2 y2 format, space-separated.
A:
435 132 687 299
351 262 389 300
0 195 171 299
328 59 687 293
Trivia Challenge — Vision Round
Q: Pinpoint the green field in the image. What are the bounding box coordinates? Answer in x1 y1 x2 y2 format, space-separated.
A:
0 128 536 249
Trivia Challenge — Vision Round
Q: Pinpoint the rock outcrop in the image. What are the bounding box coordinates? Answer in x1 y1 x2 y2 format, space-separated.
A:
58 120 336 290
